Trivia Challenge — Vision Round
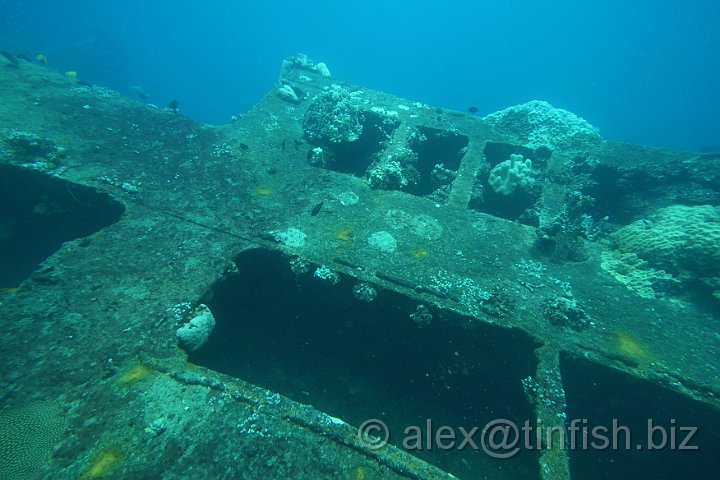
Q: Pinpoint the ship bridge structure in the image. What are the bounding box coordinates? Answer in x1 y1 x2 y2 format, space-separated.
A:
1 54 719 480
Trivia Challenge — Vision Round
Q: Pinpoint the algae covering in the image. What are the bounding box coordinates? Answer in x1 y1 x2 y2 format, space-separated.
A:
0 53 719 480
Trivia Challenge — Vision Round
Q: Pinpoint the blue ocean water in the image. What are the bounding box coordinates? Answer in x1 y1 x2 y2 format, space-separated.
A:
1 0 718 151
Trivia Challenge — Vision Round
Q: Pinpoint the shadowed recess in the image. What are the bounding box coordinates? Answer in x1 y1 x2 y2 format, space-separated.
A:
191 248 542 480
560 353 720 480
0 164 125 288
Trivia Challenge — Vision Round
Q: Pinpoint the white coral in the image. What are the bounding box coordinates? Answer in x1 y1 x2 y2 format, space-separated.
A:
176 304 216 352
488 154 535 195
483 100 604 150
368 231 397 253
277 84 299 102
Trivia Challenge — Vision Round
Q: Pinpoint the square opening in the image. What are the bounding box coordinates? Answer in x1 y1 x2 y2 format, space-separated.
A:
305 109 399 177
189 249 542 479
406 126 468 199
560 353 720 480
469 142 546 225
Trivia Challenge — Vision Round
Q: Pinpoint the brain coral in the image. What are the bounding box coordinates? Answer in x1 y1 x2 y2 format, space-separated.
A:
0 400 68 479
600 251 679 299
482 100 604 151
613 205 720 294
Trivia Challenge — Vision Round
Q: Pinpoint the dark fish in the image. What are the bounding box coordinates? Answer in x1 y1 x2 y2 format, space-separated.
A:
1 50 19 66
168 99 180 113
467 106 479 114
15 53 30 62
239 143 249 151
310 201 324 216
76 80 93 87
281 140 286 152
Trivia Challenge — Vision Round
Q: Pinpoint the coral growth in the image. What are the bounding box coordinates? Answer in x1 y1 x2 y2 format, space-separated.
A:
488 153 536 195
303 85 364 143
176 304 217 352
81 447 122 480
115 362 154 386
367 231 397 253
483 100 604 151
0 400 68 480
613 331 653 367
614 204 720 301
600 251 679 299
335 226 354 242
542 295 594 330
280 53 331 78
2 130 66 170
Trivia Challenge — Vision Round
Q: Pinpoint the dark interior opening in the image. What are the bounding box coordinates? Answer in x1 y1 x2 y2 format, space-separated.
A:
578 164 652 225
574 160 706 226
408 126 468 196
561 353 720 480
191 248 542 480
469 142 541 223
314 110 398 176
0 164 125 288
482 142 536 170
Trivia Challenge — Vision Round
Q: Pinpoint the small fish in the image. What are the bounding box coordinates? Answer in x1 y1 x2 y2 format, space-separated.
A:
467 106 479 114
15 53 30 62
281 140 286 152
168 99 180 113
76 80 93 87
1 50 19 66
65 70 77 78
36 53 47 64
239 142 249 151
310 201 324 216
